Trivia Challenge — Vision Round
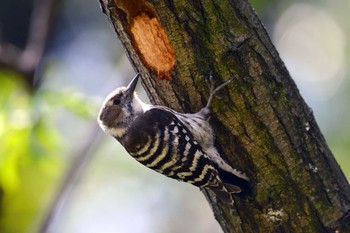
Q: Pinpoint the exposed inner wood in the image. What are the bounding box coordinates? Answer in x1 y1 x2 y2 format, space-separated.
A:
130 13 175 80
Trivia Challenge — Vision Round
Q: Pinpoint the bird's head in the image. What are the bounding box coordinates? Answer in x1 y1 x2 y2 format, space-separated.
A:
97 74 148 139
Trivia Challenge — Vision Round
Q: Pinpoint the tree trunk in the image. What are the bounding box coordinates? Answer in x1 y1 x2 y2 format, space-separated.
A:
98 0 350 232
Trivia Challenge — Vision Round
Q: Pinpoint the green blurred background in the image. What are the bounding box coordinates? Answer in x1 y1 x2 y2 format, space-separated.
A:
0 0 349 232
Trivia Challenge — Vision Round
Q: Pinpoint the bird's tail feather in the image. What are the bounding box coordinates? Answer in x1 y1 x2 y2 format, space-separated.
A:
208 185 234 204
217 166 251 196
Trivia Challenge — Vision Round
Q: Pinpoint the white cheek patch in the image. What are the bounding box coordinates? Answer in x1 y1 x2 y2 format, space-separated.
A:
106 127 126 138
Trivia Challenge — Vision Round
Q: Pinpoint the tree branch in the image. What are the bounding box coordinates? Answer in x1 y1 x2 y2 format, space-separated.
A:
0 0 59 89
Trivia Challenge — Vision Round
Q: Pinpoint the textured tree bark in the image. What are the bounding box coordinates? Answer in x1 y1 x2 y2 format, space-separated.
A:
99 0 350 232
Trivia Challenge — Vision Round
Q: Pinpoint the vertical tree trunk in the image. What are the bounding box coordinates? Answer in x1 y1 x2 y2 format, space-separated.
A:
99 0 350 232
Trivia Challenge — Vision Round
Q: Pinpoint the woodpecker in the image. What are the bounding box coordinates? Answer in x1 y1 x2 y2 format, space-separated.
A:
98 74 249 204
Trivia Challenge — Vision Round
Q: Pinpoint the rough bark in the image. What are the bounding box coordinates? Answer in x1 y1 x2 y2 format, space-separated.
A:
98 0 350 232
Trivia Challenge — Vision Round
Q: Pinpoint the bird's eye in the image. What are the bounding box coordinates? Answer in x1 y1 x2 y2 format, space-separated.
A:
113 97 121 105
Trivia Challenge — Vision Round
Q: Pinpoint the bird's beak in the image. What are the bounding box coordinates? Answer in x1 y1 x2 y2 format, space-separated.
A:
126 73 140 101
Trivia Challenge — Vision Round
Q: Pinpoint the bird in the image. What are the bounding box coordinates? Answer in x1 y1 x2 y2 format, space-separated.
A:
97 73 249 204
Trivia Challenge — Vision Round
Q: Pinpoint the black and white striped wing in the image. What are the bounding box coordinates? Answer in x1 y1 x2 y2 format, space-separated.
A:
119 108 223 188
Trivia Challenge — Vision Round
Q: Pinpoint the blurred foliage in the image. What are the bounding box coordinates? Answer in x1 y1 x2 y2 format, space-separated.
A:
0 70 96 233
329 138 350 179
42 88 96 119
250 0 279 11
0 70 61 233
